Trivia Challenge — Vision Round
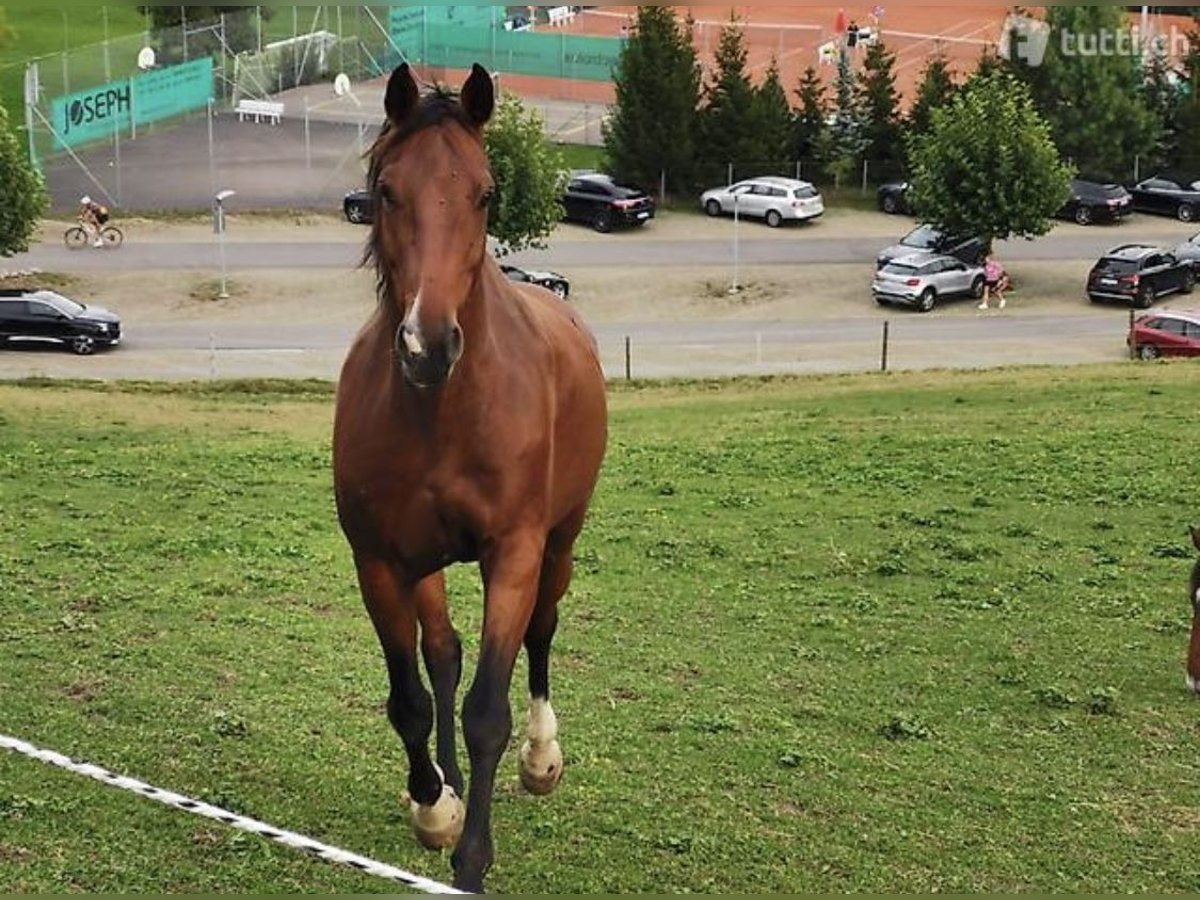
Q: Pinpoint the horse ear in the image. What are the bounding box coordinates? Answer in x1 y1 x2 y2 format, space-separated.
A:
460 63 495 128
384 63 420 127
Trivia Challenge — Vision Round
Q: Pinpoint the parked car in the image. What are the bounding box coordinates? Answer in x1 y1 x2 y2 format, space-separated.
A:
561 173 655 233
1086 244 1195 308
1170 231 1200 274
877 224 986 269
500 264 569 299
0 289 121 355
1127 308 1200 359
1056 178 1133 225
877 180 912 215
343 188 374 224
701 176 824 226
871 251 986 312
1129 174 1200 222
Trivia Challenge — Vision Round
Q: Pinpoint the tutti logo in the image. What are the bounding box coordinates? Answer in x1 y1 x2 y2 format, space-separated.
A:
64 83 131 136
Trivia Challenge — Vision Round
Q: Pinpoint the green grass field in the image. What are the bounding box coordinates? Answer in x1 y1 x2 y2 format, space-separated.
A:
1 365 1199 893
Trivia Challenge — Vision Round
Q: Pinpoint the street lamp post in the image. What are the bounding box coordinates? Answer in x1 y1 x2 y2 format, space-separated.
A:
214 189 235 300
730 193 741 295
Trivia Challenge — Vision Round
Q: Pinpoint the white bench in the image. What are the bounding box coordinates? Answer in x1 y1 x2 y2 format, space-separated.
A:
235 98 284 124
547 6 575 27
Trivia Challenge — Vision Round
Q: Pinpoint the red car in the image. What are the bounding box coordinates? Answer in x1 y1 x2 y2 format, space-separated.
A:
1127 308 1200 359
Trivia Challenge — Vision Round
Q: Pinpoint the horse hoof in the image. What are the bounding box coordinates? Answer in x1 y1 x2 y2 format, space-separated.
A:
410 783 465 850
519 738 563 795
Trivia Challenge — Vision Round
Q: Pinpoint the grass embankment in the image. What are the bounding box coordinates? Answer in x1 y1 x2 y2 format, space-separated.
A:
1 366 1198 892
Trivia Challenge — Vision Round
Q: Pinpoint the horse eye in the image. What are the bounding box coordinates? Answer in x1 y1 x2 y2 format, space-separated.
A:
377 183 396 207
479 189 495 210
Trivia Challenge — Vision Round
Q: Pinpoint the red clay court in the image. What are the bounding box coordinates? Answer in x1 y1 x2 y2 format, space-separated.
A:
497 4 1014 106
491 5 1195 108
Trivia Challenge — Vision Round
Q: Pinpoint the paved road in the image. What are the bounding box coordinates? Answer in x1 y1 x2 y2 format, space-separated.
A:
11 225 1197 273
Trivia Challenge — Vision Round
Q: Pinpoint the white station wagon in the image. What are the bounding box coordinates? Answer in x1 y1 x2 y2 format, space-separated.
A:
701 176 825 227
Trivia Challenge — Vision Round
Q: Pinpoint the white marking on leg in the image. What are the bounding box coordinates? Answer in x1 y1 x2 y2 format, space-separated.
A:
526 697 558 746
519 697 563 795
1188 674 1198 694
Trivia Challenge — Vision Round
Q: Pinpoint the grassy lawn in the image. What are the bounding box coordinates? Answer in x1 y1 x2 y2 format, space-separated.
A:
1 366 1198 894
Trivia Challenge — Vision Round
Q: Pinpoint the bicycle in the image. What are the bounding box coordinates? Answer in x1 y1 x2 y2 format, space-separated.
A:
64 222 124 250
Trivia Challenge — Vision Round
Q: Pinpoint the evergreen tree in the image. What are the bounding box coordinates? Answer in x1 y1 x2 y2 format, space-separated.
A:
907 71 1072 248
793 65 828 162
1143 38 1182 170
699 15 759 176
604 6 701 197
856 39 902 171
818 49 868 187
753 56 795 171
970 45 1008 84
1171 30 1200 171
0 103 49 257
1011 6 1159 180
908 52 958 137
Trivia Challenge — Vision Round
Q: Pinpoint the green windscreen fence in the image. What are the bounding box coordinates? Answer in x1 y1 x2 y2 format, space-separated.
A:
388 6 621 82
49 58 214 151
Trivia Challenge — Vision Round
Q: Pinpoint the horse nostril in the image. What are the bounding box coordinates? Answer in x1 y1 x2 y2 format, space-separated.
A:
448 324 464 360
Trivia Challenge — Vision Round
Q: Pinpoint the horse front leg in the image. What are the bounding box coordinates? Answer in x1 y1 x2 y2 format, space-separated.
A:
417 571 466 795
451 535 544 893
356 557 465 851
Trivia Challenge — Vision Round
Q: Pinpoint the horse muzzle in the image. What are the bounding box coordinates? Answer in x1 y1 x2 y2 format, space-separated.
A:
395 322 464 388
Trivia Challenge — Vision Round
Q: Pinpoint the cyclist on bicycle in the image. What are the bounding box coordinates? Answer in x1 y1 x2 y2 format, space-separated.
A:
78 196 109 247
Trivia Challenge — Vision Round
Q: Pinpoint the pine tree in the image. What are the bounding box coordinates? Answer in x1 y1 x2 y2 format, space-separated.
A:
604 6 701 197
699 15 759 176
908 52 958 137
856 39 902 171
818 49 868 187
1171 30 1200 171
1015 6 1160 180
753 56 795 172
1143 39 1182 170
793 65 828 162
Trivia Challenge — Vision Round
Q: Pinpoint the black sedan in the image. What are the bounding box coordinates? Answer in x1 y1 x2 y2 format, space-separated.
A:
1056 178 1132 225
1129 174 1200 222
500 264 569 299
0 289 121 355
561 172 655 233
343 188 373 224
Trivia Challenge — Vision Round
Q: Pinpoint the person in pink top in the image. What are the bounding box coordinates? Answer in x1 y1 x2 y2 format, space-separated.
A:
979 253 1009 310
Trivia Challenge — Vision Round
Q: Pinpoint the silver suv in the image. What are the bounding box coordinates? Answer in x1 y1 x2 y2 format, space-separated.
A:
871 251 986 312
700 176 824 227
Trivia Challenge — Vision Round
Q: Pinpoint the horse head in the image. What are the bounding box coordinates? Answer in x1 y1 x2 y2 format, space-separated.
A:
367 62 495 388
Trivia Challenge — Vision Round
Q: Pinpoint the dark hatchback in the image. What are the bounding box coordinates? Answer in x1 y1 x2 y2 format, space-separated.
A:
877 180 912 215
499 264 570 299
876 223 986 269
1086 244 1195 308
1057 178 1132 225
561 173 655 233
0 289 121 355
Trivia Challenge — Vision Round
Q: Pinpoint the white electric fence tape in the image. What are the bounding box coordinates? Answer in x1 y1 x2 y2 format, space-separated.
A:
0 733 465 895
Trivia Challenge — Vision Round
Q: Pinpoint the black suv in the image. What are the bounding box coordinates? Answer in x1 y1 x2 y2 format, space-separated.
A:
0 289 121 355
876 224 986 269
1086 244 1195 308
561 173 655 233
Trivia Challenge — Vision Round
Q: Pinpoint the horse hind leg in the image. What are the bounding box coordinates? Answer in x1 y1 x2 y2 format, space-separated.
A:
359 559 464 851
519 515 585 795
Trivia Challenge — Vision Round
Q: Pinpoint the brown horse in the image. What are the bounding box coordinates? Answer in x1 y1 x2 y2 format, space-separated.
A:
332 62 607 892
1189 526 1200 694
